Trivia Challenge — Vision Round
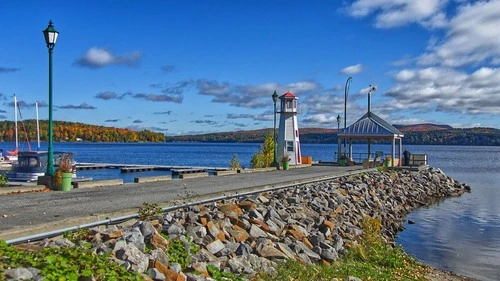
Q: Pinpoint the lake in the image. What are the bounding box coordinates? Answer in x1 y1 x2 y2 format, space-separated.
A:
2 142 499 280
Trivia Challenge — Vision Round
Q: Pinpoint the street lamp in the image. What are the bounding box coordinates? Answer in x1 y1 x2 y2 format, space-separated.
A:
337 114 341 161
344 77 352 155
43 20 59 176
272 90 279 168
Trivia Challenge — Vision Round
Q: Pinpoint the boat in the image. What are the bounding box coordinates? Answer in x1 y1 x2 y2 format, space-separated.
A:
7 151 76 182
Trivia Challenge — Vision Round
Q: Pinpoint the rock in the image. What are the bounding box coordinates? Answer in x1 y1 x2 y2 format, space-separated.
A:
191 262 209 277
114 243 149 273
139 221 157 240
249 224 268 238
219 203 243 218
150 248 170 267
147 268 166 281
227 227 249 242
169 262 182 273
150 233 169 250
167 223 186 235
5 268 34 280
206 239 225 254
257 245 288 259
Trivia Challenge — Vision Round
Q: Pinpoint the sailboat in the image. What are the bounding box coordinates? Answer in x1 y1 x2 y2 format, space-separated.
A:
5 95 19 162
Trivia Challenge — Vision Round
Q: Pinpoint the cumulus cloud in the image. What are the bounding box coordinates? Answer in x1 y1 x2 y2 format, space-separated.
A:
340 64 364 75
0 115 6 119
74 47 143 68
419 1 500 67
7 100 47 108
95 91 127 100
191 120 217 125
154 111 172 115
227 113 254 119
0 67 20 73
161 65 177 73
196 79 319 108
346 0 448 28
301 114 340 125
132 93 183 103
58 103 97 110
385 67 500 115
105 119 120 122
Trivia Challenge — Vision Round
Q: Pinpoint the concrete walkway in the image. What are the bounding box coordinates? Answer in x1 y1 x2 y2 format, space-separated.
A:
0 165 365 240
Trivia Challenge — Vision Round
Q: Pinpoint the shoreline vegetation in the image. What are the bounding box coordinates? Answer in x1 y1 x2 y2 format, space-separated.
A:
1 167 477 280
1 120 499 145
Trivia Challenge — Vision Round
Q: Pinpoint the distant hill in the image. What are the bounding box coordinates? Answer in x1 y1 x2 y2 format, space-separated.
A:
166 124 500 146
393 123 452 132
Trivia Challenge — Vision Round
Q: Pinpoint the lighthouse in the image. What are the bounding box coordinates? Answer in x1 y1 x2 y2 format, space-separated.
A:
277 92 302 165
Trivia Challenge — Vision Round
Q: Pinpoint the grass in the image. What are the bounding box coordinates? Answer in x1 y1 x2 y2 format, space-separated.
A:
253 217 430 281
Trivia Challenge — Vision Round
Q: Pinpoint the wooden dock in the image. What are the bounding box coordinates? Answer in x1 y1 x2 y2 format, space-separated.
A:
75 163 231 175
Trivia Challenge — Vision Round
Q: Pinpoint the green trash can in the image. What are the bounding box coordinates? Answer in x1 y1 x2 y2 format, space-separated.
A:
384 158 391 168
59 172 73 191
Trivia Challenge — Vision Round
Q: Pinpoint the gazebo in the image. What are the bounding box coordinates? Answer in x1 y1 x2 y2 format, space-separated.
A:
337 92 404 167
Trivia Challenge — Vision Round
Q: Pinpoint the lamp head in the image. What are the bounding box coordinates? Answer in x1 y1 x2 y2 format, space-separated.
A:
336 114 341 124
43 20 59 49
272 90 278 103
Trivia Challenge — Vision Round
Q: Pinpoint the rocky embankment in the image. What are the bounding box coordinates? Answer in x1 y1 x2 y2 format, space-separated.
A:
4 167 470 280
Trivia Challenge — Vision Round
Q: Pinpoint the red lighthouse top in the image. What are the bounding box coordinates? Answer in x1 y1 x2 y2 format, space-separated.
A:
281 92 297 98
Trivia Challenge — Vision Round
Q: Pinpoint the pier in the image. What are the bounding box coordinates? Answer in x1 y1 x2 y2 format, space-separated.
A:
75 162 229 174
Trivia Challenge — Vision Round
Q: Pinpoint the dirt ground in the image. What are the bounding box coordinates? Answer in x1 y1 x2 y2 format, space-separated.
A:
426 268 479 281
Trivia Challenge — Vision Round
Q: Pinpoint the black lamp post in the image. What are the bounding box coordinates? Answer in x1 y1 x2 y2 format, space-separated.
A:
272 90 279 168
43 20 59 176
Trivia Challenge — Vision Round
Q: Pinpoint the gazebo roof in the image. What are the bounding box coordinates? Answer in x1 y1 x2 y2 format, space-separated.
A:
338 111 404 138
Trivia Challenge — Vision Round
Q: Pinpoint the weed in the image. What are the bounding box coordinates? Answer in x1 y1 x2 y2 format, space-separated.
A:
138 202 163 221
230 153 241 170
0 240 144 280
255 216 429 281
0 174 7 187
207 264 244 281
165 236 199 269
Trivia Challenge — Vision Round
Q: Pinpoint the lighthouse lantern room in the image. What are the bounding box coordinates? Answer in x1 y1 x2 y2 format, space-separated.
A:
277 92 302 165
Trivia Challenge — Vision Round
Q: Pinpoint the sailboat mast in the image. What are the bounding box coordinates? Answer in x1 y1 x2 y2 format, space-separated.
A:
14 95 18 150
36 102 40 151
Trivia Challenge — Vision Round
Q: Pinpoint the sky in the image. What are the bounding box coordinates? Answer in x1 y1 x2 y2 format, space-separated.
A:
1 0 499 136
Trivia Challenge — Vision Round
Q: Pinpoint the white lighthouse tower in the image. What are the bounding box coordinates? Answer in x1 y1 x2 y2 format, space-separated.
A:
277 92 302 165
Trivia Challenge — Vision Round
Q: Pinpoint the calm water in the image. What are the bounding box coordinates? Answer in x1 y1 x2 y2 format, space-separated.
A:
2 142 499 280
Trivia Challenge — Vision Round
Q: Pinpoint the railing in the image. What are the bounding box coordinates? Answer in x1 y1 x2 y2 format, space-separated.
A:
334 152 428 166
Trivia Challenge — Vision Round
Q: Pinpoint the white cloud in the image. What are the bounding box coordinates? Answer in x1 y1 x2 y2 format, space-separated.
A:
419 1 500 67
340 64 364 75
74 47 143 68
347 0 448 28
385 66 500 115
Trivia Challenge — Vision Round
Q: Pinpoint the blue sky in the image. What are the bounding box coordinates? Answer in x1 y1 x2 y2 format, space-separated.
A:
1 0 499 135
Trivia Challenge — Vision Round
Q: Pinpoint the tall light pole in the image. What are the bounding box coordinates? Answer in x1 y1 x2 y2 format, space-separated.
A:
344 77 352 156
272 90 279 168
43 20 59 176
336 114 341 161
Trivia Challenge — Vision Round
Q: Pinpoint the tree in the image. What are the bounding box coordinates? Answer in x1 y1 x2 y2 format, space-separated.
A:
250 131 275 168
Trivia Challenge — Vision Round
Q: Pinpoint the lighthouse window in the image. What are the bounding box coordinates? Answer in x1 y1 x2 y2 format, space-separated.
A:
286 141 294 151
286 100 293 109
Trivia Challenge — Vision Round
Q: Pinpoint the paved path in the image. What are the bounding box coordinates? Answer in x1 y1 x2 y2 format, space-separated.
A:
0 165 364 240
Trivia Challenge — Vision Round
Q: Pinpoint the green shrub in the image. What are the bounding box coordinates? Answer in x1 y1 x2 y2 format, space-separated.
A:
0 240 144 280
251 131 274 168
230 153 241 170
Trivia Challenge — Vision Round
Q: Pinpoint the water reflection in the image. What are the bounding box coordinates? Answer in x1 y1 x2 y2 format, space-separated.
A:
396 145 500 281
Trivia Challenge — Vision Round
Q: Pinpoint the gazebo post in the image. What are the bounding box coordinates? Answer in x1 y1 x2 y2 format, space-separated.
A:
392 138 396 167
